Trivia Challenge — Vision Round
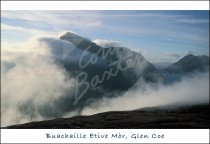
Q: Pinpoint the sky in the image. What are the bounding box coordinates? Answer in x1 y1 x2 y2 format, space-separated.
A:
1 10 209 63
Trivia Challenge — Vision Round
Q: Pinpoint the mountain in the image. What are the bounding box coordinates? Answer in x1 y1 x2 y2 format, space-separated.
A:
3 32 209 128
34 33 210 123
36 32 164 117
4 103 209 129
59 32 163 85
60 32 102 54
162 54 209 84
165 54 209 74
58 32 163 96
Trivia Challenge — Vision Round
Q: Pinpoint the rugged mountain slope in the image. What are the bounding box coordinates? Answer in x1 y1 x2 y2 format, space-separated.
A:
59 32 163 87
34 32 164 118
50 32 162 101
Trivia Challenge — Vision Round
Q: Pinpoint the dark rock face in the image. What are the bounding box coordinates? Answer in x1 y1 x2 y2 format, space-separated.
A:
4 104 209 129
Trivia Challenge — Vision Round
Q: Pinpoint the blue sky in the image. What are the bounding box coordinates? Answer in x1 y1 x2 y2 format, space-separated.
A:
1 10 209 62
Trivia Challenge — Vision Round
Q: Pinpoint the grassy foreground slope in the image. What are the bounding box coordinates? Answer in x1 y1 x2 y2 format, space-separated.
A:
4 104 209 129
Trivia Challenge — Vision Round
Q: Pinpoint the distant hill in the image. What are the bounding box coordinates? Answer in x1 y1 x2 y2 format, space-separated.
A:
164 54 209 74
162 54 209 84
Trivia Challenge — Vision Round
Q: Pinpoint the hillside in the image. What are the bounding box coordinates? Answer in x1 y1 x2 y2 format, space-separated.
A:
165 54 209 74
4 104 209 129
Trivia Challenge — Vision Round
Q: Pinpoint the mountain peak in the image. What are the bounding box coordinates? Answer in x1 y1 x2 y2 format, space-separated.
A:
60 31 86 47
178 54 195 63
179 54 209 63
165 54 209 74
60 32 82 40
185 54 194 57
60 31 103 54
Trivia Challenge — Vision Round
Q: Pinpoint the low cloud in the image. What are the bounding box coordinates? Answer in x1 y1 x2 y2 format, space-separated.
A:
1 38 76 126
1 36 209 127
81 72 209 115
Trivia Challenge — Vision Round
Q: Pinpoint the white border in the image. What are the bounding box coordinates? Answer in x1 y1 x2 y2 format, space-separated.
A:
1 129 210 143
1 1 209 144
1 1 209 10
